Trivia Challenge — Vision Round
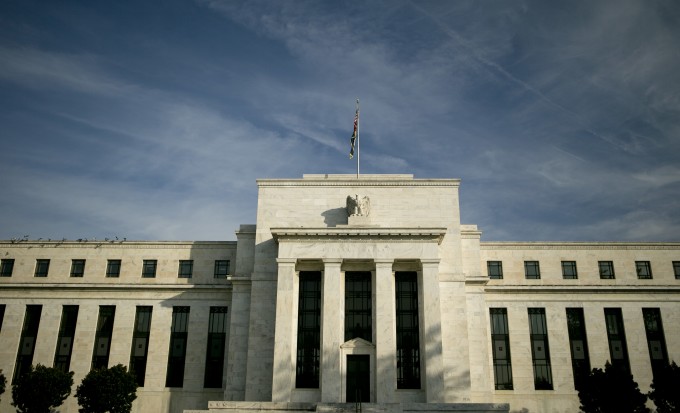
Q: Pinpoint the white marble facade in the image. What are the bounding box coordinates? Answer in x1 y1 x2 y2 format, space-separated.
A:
0 174 679 413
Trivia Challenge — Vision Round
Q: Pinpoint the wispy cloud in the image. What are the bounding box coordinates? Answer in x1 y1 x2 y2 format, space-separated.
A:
1 1 679 241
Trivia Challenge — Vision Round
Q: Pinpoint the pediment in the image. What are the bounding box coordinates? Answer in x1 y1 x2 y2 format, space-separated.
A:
340 337 375 349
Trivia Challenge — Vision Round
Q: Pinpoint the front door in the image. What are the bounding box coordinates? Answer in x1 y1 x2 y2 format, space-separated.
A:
346 355 370 402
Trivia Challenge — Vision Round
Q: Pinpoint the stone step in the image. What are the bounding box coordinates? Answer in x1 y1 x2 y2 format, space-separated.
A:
184 401 509 413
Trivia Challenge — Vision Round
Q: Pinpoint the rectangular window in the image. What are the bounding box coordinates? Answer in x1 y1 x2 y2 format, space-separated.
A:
34 259 50 277
0 304 5 331
54 305 79 372
562 261 578 279
636 261 652 279
642 308 669 380
166 306 190 387
178 260 193 278
204 306 228 388
92 306 116 370
345 271 372 342
604 308 630 374
674 261 680 279
0 259 15 277
528 308 553 390
490 308 513 390
129 306 153 386
599 261 615 279
524 261 540 279
13 305 42 384
487 261 503 279
70 259 85 277
214 260 230 278
296 271 321 388
142 260 157 278
106 260 121 277
566 308 591 389
396 271 421 389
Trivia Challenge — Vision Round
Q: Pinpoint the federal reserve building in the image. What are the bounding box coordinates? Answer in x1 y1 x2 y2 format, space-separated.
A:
0 174 678 413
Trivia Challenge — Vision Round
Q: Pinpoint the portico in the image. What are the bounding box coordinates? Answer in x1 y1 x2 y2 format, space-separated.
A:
270 227 447 403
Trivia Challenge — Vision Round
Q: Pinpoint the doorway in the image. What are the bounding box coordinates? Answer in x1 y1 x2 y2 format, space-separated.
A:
346 355 370 402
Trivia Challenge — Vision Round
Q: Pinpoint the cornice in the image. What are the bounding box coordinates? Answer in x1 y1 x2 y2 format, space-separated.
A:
0 282 232 293
257 177 460 188
484 284 680 294
271 227 447 245
480 242 680 250
0 241 237 250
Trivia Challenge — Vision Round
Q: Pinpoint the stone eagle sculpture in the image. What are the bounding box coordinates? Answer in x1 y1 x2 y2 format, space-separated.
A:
346 194 370 217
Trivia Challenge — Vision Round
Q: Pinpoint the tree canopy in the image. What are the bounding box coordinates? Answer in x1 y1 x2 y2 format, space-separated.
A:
578 362 649 413
0 369 6 402
11 364 73 413
75 364 138 413
648 362 680 413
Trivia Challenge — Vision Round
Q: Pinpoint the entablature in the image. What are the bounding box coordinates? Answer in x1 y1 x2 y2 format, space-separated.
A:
270 227 447 245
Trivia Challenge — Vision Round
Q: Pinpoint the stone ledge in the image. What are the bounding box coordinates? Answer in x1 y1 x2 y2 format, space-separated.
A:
188 402 509 413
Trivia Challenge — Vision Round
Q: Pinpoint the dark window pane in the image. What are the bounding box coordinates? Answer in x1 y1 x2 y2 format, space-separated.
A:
490 308 513 390
106 260 121 277
604 308 630 375
345 271 372 342
204 306 228 388
214 260 230 278
525 261 540 279
396 272 420 389
487 261 503 279
71 260 85 277
636 261 652 279
0 259 15 277
562 261 578 279
142 260 157 278
528 308 552 390
54 306 79 372
599 261 615 279
178 260 193 278
296 272 321 388
642 308 668 379
92 306 116 370
13 305 42 384
566 308 590 389
35 259 50 277
166 307 190 387
130 306 153 386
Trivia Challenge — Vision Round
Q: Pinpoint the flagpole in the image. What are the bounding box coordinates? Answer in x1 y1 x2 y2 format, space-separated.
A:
356 98 360 179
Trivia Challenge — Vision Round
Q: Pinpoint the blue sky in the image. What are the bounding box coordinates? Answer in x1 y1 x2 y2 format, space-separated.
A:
1 0 679 241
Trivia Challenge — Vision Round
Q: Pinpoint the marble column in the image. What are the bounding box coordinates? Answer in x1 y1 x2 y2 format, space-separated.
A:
374 259 397 403
271 258 297 402
420 259 445 402
321 258 343 402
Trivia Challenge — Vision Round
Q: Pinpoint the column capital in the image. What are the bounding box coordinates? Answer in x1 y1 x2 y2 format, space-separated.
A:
374 259 393 267
322 258 343 265
276 258 297 266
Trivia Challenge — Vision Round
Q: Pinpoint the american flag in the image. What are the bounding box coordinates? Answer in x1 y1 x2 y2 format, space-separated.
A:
349 108 358 159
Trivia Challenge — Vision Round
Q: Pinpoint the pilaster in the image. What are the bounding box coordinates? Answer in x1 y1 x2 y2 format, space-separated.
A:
374 259 396 402
321 258 343 402
224 277 252 401
420 259 445 402
272 258 297 402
